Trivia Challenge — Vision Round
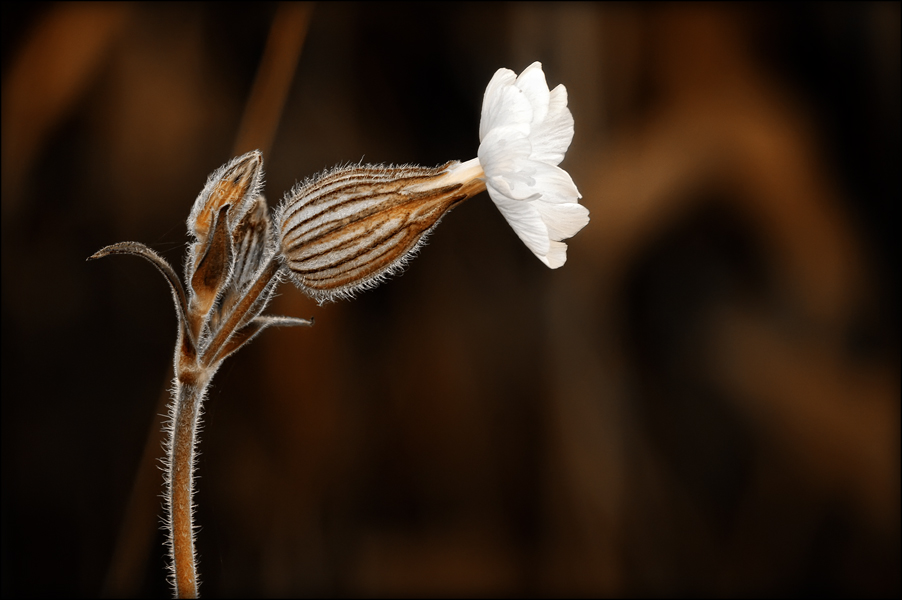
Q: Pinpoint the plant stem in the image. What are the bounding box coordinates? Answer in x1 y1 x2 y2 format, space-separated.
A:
164 251 282 597
167 374 210 599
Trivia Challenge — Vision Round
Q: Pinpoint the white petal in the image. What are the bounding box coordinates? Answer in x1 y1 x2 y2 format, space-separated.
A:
542 241 569 268
478 125 532 185
514 62 550 126
526 161 581 204
499 85 535 132
533 200 590 241
480 69 519 141
486 186 550 257
545 84 570 122
485 172 539 202
529 85 574 165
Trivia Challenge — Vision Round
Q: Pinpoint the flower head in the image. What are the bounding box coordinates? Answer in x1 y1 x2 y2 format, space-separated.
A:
476 61 589 268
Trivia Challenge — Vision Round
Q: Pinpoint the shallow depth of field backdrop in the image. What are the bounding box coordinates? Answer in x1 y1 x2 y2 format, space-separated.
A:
2 3 899 597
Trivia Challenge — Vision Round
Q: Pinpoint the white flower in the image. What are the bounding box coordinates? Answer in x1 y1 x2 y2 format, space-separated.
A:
476 61 588 268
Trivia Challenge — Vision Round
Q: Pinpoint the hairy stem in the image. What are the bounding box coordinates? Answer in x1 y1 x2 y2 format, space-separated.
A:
166 374 210 599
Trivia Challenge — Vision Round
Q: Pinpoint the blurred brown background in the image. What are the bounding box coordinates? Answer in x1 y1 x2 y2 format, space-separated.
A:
2 2 899 597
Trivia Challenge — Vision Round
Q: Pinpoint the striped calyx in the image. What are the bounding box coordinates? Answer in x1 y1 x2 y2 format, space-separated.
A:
276 162 485 303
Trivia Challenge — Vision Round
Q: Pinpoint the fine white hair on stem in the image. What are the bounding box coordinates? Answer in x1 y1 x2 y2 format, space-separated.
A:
161 378 209 596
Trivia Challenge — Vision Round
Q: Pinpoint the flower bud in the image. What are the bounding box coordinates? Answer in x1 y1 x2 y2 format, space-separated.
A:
187 151 264 244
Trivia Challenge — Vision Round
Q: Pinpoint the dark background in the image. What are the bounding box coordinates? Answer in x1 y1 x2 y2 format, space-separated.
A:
2 2 899 596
